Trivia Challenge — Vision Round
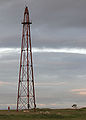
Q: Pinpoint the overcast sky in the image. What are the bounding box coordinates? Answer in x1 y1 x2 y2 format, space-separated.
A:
0 0 86 109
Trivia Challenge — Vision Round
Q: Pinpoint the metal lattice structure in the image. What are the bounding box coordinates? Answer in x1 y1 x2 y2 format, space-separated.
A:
17 7 36 111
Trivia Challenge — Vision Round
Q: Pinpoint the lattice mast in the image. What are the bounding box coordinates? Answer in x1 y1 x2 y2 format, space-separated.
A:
17 7 36 111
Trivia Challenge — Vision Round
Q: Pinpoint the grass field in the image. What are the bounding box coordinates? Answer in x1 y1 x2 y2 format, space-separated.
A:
0 108 86 120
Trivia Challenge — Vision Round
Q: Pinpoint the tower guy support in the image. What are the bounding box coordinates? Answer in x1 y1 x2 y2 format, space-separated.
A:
17 7 36 111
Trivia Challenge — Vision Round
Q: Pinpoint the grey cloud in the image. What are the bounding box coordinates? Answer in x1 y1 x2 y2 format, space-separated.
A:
0 51 86 108
0 0 86 48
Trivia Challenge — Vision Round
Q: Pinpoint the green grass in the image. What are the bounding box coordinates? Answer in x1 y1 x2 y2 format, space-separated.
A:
0 108 86 120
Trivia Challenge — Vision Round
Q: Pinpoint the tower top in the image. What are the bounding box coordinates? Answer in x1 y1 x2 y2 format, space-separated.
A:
25 6 29 14
22 6 32 25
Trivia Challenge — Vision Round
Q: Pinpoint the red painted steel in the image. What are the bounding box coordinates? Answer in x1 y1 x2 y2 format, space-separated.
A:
17 7 36 111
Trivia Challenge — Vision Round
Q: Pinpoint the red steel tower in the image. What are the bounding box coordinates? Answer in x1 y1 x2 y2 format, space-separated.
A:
17 7 36 111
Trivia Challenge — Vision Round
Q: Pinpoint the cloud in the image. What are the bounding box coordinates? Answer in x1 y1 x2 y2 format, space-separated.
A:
0 0 86 49
37 104 46 107
37 103 64 108
0 79 65 87
0 81 16 86
0 104 16 106
33 48 86 55
1 47 86 57
78 92 86 95
35 82 66 86
71 89 86 92
71 88 86 95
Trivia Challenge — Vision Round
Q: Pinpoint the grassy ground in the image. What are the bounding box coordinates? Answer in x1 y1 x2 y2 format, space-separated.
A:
0 108 86 120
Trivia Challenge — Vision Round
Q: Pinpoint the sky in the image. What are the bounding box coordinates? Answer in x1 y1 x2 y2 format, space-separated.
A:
0 0 86 109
